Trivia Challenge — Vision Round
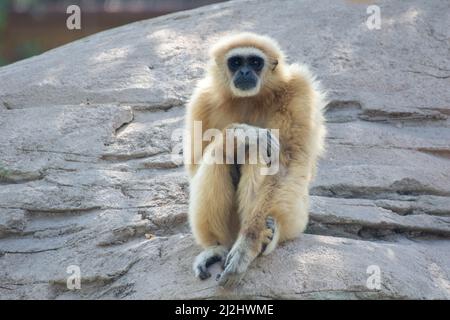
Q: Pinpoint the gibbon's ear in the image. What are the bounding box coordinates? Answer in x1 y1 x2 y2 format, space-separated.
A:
271 59 279 71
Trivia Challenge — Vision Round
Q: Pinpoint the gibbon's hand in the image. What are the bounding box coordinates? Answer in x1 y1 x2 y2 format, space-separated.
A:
225 123 280 159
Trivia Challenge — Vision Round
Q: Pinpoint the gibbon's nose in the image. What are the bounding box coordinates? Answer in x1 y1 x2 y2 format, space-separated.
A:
239 67 251 76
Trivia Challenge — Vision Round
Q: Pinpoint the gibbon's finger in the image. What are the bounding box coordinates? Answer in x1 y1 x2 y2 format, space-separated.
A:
266 130 271 158
268 130 280 156
232 125 259 147
258 129 279 161
226 122 242 130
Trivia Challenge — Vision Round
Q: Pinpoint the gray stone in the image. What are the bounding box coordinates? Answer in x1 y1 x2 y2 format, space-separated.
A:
0 0 449 299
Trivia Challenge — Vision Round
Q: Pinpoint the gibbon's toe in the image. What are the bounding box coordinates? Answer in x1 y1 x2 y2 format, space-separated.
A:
196 255 221 280
193 245 228 280
217 270 244 288
261 216 279 255
217 238 255 288
196 265 211 280
217 254 245 288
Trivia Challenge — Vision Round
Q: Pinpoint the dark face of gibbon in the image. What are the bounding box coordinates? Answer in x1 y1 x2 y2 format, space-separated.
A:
225 48 266 97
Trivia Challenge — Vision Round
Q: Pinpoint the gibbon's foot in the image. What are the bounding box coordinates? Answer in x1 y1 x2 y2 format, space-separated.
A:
216 237 257 288
261 216 279 255
193 245 228 280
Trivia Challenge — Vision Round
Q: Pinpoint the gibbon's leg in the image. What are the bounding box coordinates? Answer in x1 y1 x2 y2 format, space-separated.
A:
216 126 282 287
275 193 309 243
189 161 238 247
217 162 273 287
268 171 310 243
236 162 280 255
217 164 310 287
189 146 240 279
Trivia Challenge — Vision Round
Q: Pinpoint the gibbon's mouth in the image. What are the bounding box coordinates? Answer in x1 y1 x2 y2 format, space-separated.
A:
233 78 258 91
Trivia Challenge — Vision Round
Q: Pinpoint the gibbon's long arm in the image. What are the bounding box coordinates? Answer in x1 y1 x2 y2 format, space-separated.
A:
239 70 317 233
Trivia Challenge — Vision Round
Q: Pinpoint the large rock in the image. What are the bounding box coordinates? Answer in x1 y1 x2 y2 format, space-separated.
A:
0 0 449 299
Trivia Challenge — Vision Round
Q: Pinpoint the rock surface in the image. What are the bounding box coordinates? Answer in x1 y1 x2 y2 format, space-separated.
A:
0 0 449 299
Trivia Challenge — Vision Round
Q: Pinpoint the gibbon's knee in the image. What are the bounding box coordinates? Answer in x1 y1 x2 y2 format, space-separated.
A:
188 162 238 248
277 196 309 242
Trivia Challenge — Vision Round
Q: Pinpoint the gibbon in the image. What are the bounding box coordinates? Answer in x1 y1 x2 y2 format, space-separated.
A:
184 32 327 288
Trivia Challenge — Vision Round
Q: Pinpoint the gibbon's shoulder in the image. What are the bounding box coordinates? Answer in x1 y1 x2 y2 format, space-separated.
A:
286 62 328 110
286 63 316 89
186 76 221 118
188 77 212 105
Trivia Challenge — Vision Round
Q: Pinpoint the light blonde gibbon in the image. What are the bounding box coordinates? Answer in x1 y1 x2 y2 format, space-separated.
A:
185 32 327 287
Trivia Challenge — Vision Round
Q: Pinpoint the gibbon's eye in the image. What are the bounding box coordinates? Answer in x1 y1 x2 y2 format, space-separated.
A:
227 56 243 72
248 55 264 71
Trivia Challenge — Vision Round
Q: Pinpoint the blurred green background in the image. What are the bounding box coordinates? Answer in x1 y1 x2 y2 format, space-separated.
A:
0 0 226 66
